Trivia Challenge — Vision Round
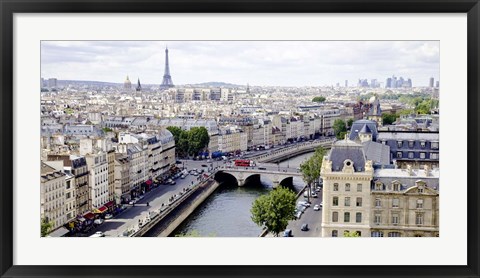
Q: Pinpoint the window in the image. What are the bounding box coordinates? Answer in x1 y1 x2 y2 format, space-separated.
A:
392 214 399 224
371 231 384 237
420 152 426 159
393 183 400 191
344 197 350 207
431 142 439 149
397 141 403 148
356 231 362 236
418 187 424 193
396 152 403 158
408 141 414 148
375 183 383 191
333 197 339 206
420 141 426 148
408 152 414 159
344 212 350 222
333 183 339 191
388 232 401 237
374 214 381 224
356 212 362 223
357 184 362 192
332 212 338 222
375 198 381 207
345 183 350 191
66 192 71 199
332 230 338 237
66 181 71 189
416 199 424 208
431 153 439 159
356 197 362 207
392 198 399 208
416 213 424 225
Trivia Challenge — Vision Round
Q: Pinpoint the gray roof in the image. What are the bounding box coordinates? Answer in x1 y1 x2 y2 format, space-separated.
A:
374 168 439 191
328 139 366 172
349 120 378 141
362 141 390 165
377 132 439 141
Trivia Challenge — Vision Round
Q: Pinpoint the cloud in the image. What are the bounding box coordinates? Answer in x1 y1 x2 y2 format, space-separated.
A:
41 41 439 86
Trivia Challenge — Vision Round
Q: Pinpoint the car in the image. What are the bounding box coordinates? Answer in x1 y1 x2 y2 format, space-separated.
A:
201 164 208 168
192 172 198 176
283 229 293 237
313 205 320 211
105 214 113 219
128 200 136 205
298 201 310 207
170 180 176 185
301 224 309 231
94 219 104 225
90 231 105 237
320 202 323 207
297 205 306 212
258 167 266 170
180 174 186 179
295 211 302 219
311 193 318 198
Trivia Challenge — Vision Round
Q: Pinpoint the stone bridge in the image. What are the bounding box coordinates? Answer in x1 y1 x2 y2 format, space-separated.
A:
216 166 303 188
249 138 335 163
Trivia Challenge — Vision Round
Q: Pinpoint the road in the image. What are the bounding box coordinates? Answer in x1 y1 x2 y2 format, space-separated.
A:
285 187 324 237
95 160 213 237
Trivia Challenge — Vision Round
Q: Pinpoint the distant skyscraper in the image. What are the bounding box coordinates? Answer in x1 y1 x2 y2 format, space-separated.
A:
160 47 174 89
345 80 348 87
407 78 412 88
429 77 434 88
435 80 440 88
386 78 392 88
124 75 132 89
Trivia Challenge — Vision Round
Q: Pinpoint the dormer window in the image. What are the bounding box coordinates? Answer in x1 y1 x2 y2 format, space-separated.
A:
375 182 383 191
397 141 403 148
408 141 414 148
420 141 426 148
393 183 400 191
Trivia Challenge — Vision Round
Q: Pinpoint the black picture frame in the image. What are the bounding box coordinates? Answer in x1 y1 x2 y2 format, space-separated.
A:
1 1 479 277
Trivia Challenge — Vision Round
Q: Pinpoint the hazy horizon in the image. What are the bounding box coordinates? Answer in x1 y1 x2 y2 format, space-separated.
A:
41 41 440 87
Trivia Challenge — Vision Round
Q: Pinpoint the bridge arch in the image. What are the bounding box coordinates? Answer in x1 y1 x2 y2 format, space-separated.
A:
214 171 238 186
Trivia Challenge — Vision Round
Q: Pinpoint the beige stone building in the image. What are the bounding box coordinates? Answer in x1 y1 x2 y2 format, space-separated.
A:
41 163 67 231
321 139 439 237
107 149 116 203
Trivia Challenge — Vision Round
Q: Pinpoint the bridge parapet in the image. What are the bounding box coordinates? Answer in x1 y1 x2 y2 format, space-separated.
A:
251 139 334 163
217 166 302 188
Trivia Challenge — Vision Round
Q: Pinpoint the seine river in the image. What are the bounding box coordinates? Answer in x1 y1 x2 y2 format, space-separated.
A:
171 152 314 237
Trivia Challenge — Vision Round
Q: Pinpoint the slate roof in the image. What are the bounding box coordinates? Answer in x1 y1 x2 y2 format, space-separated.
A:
349 120 378 141
362 141 390 165
374 168 440 191
328 139 366 172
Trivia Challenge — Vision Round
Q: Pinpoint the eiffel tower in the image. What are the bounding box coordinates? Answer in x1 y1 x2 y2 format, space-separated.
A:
160 47 174 89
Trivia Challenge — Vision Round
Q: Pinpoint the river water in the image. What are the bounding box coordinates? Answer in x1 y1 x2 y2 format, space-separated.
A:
171 152 314 237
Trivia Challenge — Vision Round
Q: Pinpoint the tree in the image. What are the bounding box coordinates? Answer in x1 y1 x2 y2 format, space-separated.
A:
41 217 53 237
343 231 360 237
382 113 398 125
300 147 326 201
312 96 326 103
333 119 347 139
187 127 210 156
347 118 354 128
251 187 297 237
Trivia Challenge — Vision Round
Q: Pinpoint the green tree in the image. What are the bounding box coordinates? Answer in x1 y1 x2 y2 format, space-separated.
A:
166 126 184 143
300 147 326 201
312 96 326 103
333 119 347 139
41 217 53 237
187 127 210 156
382 113 398 125
102 127 113 133
343 231 360 237
347 118 354 128
251 187 297 237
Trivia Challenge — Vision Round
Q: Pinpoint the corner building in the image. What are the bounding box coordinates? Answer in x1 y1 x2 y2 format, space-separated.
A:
321 139 439 237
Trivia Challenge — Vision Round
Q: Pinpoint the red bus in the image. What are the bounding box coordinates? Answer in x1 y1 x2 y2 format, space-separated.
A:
234 159 255 167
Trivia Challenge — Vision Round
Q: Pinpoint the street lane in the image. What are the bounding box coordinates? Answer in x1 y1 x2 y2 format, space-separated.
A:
286 188 323 237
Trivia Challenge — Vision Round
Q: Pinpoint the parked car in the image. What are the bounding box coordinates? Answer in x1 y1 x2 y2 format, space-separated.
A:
311 193 318 198
313 205 320 211
295 211 302 219
170 180 176 185
128 200 136 205
90 231 105 237
283 229 293 237
94 219 104 225
180 174 186 179
301 224 309 231
105 214 113 219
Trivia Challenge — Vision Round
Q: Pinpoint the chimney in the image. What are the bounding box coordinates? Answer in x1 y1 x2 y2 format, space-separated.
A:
407 165 413 176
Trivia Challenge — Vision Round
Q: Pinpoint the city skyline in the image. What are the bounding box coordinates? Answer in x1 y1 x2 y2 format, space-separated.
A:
41 41 439 87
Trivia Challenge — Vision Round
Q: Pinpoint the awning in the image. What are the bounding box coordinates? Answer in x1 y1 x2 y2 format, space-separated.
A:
48 226 69 237
94 206 108 213
83 212 95 220
104 201 115 208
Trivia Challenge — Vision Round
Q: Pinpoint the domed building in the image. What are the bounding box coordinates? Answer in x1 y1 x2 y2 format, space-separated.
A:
367 94 382 126
124 75 132 90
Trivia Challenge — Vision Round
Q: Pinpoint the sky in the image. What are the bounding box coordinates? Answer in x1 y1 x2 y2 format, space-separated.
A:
41 41 440 87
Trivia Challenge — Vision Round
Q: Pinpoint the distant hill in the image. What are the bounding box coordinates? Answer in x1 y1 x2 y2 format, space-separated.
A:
57 80 121 87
